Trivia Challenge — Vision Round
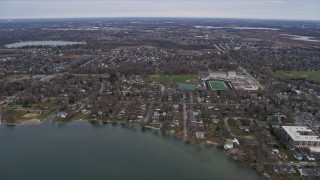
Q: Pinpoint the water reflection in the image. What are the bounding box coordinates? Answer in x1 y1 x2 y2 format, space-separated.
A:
5 41 86 48
3 124 16 128
0 120 262 180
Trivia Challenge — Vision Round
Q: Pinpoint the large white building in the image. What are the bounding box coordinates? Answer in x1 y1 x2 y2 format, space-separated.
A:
282 126 320 148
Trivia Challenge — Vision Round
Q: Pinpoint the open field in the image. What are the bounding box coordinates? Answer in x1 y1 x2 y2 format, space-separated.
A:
37 110 53 121
207 80 229 90
273 71 320 83
2 109 41 124
229 124 251 136
70 112 90 121
54 112 89 122
22 113 38 118
31 101 57 109
147 75 198 84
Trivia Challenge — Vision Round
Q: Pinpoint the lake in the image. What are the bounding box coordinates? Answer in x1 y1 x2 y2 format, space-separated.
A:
280 34 320 42
4 41 86 48
194 26 280 31
0 120 262 180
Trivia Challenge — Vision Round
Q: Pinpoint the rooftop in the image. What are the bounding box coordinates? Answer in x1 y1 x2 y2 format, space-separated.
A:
282 126 320 142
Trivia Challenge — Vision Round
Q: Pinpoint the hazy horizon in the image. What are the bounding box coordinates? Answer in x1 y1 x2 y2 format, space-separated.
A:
0 0 319 21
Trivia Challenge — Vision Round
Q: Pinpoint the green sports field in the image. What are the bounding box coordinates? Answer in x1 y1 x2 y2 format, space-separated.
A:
207 80 229 90
273 71 320 83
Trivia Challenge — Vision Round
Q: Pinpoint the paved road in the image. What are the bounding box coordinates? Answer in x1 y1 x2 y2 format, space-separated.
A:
183 103 188 141
119 100 249 107
239 66 265 90
276 161 318 166
259 161 318 166
99 81 105 94
224 117 237 137
160 85 165 93
189 92 194 104
143 103 153 123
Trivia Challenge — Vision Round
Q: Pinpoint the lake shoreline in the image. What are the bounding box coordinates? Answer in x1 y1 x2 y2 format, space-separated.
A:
4 40 87 48
1 118 266 179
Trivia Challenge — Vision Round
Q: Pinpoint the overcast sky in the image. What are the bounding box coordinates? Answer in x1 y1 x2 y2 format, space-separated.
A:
0 0 319 20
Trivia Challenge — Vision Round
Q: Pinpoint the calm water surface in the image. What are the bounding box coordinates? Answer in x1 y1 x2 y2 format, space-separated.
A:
280 34 320 42
5 41 86 48
0 120 262 180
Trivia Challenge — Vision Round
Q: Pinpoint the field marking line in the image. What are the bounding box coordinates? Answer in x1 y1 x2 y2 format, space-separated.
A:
223 82 228 90
209 81 213 90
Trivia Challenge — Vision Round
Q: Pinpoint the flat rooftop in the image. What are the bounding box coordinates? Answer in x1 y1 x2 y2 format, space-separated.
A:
282 126 320 142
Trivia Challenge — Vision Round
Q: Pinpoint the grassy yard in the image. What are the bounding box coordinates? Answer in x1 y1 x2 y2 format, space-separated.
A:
37 110 53 121
31 101 57 109
147 75 198 84
278 148 296 162
273 71 320 83
5 109 27 118
162 126 182 133
54 112 90 122
229 124 251 136
70 112 90 120
2 109 41 124
205 125 220 143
